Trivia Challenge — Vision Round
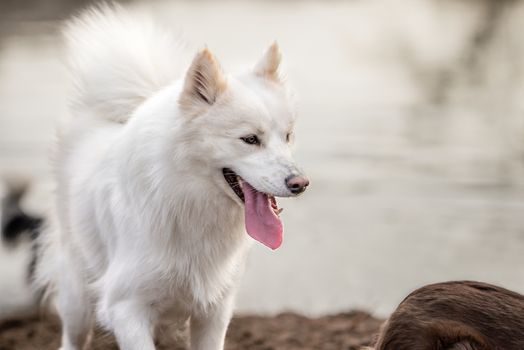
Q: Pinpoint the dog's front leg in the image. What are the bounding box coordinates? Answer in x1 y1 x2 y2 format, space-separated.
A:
190 292 235 350
101 298 157 350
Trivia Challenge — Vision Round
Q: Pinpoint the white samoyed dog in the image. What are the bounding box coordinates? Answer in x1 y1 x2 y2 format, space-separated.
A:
34 4 309 350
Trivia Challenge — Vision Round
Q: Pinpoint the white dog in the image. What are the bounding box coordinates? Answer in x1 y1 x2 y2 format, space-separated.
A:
34 4 308 350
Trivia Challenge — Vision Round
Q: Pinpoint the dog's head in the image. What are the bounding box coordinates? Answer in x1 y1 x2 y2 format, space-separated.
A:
178 43 308 249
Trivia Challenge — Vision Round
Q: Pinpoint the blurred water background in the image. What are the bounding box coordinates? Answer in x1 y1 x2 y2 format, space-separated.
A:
1 0 524 319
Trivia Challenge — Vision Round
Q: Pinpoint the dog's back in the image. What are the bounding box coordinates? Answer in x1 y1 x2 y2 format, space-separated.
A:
372 281 524 350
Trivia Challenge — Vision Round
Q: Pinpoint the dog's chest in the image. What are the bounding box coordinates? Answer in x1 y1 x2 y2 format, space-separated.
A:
158 221 250 312
107 185 250 311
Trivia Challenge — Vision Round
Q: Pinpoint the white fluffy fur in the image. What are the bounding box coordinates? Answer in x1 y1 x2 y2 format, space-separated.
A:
35 4 305 350
65 4 183 123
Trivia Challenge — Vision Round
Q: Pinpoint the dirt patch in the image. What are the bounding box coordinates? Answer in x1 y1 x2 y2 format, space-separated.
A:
0 311 382 349
227 311 382 350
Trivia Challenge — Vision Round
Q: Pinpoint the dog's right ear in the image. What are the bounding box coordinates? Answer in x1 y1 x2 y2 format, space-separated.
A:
179 48 227 112
254 42 281 82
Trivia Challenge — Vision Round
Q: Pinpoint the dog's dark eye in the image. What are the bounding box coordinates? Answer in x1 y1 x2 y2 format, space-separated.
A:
240 135 260 145
286 132 293 143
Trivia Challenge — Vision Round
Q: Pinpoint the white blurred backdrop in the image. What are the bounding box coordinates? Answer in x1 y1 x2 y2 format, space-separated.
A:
1 0 524 318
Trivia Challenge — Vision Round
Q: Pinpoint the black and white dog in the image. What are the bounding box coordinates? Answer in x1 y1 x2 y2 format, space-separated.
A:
1 181 42 278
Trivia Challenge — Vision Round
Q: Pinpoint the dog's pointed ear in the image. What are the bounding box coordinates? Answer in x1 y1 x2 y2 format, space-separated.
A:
254 42 281 82
179 48 227 111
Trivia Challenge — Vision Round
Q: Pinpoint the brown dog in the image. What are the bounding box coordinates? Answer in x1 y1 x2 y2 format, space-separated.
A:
371 281 524 350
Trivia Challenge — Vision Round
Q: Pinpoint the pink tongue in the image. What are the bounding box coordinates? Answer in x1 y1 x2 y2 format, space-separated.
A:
242 182 283 250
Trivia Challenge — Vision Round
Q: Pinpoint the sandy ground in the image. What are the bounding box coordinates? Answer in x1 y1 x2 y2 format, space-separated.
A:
0 312 382 350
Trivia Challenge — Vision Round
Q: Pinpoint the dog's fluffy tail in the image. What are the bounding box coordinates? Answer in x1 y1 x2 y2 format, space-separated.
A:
65 3 183 123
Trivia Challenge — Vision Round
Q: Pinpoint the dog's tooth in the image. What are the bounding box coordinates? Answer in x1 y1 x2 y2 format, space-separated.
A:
276 208 283 215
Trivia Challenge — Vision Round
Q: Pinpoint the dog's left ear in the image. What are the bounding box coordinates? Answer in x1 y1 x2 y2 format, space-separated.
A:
179 48 227 111
254 42 281 82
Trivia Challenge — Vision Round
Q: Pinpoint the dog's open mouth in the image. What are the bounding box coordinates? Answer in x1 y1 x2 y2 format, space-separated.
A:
223 168 283 250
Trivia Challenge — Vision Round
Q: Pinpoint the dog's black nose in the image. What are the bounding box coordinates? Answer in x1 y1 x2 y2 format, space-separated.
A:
286 175 309 195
